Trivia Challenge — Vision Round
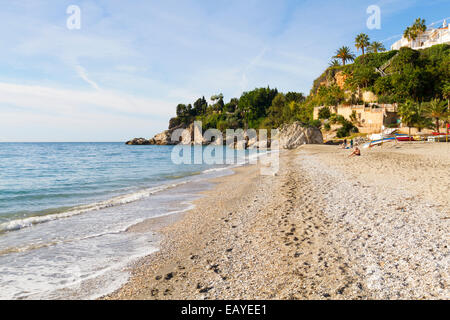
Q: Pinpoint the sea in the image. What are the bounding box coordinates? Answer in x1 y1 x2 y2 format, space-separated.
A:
0 142 260 299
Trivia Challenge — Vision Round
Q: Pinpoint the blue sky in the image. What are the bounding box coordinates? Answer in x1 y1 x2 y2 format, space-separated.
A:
0 0 448 141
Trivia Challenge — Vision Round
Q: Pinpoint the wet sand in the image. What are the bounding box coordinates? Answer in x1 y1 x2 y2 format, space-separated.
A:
104 142 449 300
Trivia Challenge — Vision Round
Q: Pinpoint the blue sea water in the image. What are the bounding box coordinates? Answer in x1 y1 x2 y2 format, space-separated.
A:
0 142 254 299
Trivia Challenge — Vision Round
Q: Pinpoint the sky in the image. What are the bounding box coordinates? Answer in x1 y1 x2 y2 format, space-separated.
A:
0 0 448 141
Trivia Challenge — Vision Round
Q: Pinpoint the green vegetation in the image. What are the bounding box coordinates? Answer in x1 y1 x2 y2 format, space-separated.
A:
319 43 449 105
368 41 386 54
168 87 312 132
336 120 359 138
333 46 356 66
424 98 449 133
355 33 370 55
403 18 427 46
318 18 449 106
324 112 359 138
167 18 449 139
313 18 449 136
398 100 422 137
329 59 341 67
398 99 449 135
318 107 331 119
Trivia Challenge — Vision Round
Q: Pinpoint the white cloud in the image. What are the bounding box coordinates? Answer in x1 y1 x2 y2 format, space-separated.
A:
75 65 100 90
0 82 174 117
0 81 177 141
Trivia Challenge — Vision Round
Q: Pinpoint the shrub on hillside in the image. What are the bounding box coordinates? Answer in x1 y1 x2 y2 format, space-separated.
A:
336 119 359 138
318 107 331 119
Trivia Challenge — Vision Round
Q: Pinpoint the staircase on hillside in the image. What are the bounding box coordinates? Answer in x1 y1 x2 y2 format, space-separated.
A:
375 52 399 77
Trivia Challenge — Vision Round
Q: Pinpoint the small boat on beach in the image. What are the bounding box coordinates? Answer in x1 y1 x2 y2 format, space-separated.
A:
362 137 397 148
395 134 416 142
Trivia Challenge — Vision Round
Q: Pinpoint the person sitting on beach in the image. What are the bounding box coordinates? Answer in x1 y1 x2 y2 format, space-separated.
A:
341 139 347 149
349 147 361 157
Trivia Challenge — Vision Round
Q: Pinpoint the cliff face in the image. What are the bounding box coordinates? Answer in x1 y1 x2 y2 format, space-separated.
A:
334 71 348 90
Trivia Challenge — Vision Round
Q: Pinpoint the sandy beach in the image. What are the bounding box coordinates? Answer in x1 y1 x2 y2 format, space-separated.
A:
104 142 449 300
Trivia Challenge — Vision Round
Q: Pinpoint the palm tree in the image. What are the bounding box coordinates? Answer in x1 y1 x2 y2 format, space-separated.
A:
425 98 448 133
414 103 433 132
368 41 386 53
329 59 341 67
398 100 419 138
403 26 416 46
333 46 355 66
355 33 370 55
413 18 427 45
404 18 427 47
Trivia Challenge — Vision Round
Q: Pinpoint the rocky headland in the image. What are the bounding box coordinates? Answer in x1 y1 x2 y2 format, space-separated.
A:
126 121 324 149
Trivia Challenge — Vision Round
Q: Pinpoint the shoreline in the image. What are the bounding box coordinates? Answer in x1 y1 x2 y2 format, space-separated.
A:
102 162 266 299
104 143 449 300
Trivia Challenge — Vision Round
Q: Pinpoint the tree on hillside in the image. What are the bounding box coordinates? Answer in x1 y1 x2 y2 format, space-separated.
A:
355 33 370 55
329 59 341 67
403 26 415 46
267 93 287 128
224 98 238 113
404 18 427 46
347 66 378 89
175 103 194 125
211 93 224 112
425 98 448 133
333 46 356 66
318 107 331 120
193 97 208 116
285 92 305 104
176 104 188 118
413 18 427 44
368 41 386 53
210 93 223 104
237 87 278 127
318 84 345 107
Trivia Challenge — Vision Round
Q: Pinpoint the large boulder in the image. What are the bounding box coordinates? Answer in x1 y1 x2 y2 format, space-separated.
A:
277 122 323 149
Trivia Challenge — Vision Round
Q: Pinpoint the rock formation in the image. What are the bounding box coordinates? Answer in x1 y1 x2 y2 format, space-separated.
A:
126 121 323 148
361 90 378 103
277 122 323 149
334 71 348 90
126 122 206 145
125 138 151 145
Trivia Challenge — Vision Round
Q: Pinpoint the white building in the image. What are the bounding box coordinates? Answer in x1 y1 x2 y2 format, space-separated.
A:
391 19 450 50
